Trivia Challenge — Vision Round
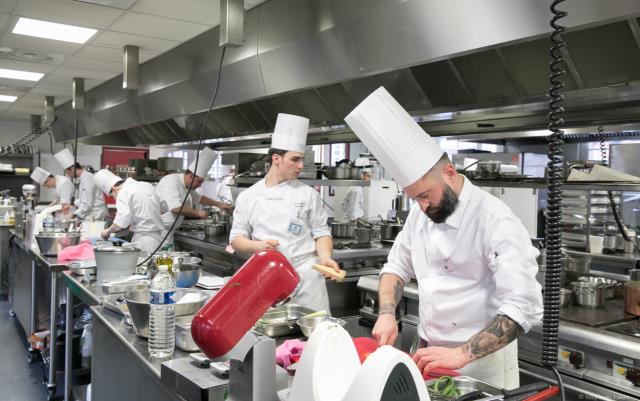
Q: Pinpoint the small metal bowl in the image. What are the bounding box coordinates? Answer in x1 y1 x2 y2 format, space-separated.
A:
296 316 346 338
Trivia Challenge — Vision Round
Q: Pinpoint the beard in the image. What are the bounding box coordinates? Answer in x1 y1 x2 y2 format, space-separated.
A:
425 183 459 223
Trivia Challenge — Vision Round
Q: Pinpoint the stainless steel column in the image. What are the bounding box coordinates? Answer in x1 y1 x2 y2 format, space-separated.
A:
29 260 36 336
48 271 59 398
64 285 72 401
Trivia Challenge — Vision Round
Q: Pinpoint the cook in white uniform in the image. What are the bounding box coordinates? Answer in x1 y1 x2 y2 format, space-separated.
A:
30 166 75 217
345 87 543 389
54 148 107 221
341 168 371 221
94 169 164 256
156 147 233 244
229 113 341 312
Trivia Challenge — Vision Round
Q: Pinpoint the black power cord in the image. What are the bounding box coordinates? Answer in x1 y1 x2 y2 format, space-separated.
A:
542 1 566 400
137 45 228 267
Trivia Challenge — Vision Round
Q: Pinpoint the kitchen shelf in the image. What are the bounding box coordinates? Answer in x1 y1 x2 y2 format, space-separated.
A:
235 177 371 187
565 249 640 266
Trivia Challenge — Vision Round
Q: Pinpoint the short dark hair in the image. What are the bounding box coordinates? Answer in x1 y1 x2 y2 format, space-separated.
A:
48 174 54 178
267 148 288 164
113 180 125 188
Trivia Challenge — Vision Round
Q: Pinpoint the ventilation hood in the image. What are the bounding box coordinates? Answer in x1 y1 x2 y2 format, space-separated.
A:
52 0 640 147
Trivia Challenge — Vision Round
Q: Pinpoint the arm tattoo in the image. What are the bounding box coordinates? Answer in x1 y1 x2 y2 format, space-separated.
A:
379 279 405 316
462 315 523 361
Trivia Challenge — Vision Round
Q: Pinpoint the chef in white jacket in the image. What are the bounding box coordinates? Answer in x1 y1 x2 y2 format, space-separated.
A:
94 169 164 256
156 147 232 244
345 87 543 389
229 113 340 312
215 166 235 204
30 167 75 217
54 148 107 221
341 168 371 221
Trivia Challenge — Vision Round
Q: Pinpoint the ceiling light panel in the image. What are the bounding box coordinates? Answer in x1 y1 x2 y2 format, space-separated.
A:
0 95 18 102
0 68 44 81
13 17 97 44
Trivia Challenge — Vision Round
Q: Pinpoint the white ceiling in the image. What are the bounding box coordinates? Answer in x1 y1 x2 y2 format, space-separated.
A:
0 0 267 122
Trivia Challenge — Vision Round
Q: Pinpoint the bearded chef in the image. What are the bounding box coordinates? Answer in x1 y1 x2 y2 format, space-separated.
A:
30 166 74 217
229 113 340 312
54 148 107 221
345 87 543 389
94 169 164 256
156 147 232 244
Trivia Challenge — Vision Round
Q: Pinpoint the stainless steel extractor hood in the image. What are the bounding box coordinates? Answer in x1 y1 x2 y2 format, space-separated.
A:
52 0 640 147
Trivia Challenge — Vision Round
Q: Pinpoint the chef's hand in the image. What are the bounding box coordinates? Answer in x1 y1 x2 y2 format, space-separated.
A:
412 346 469 375
372 314 398 346
100 230 110 240
256 239 279 252
219 203 234 213
197 210 207 219
317 257 341 279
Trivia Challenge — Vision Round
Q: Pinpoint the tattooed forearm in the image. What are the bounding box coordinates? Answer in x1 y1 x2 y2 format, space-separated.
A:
462 315 523 361
378 273 405 316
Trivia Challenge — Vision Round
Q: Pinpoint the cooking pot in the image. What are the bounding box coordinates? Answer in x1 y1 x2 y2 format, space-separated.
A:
380 223 403 242
322 159 362 180
94 244 141 286
355 227 373 244
577 276 619 299
561 257 590 273
571 281 606 308
204 222 226 237
392 192 411 212
331 222 355 238
624 281 640 316
560 288 573 307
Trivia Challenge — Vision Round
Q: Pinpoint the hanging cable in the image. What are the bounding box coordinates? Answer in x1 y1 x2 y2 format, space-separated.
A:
542 1 567 400
137 45 228 267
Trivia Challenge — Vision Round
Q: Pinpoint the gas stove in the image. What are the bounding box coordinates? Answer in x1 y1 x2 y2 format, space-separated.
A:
333 242 373 250
606 320 640 338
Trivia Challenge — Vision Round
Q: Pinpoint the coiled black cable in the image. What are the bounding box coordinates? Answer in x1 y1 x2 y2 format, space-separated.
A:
543 1 566 400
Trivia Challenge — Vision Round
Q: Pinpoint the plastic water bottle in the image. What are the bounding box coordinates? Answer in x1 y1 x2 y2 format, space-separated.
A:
148 264 176 359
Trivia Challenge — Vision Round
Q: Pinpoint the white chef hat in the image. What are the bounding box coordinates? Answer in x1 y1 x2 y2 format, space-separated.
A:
54 148 75 169
30 167 51 185
271 113 309 153
188 147 218 178
345 87 444 188
94 169 122 195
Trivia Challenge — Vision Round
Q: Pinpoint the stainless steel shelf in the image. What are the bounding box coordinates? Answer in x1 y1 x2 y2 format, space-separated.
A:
235 177 370 187
469 179 640 192
565 249 640 265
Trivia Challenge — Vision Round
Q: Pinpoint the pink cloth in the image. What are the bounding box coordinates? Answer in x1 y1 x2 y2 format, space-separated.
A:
275 339 306 369
58 241 95 262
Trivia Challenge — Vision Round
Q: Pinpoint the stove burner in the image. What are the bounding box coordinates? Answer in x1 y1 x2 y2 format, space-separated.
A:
333 242 372 250
606 321 640 337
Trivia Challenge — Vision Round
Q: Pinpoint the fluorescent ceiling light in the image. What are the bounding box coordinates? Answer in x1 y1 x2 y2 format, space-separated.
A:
0 68 44 81
13 17 97 44
0 95 17 102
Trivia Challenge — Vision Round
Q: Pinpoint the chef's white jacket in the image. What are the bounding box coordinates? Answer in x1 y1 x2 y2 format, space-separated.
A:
341 186 364 220
113 178 163 234
73 170 107 221
156 173 202 230
215 175 234 204
382 176 543 347
54 175 74 204
230 179 332 311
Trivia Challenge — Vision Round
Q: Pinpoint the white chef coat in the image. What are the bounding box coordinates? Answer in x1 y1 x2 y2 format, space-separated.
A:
156 173 202 244
215 175 234 204
341 186 364 220
73 170 107 221
382 176 542 389
113 178 164 255
55 175 74 204
230 179 332 311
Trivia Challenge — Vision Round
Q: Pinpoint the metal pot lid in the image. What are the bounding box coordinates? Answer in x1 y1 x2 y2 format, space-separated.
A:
95 244 140 253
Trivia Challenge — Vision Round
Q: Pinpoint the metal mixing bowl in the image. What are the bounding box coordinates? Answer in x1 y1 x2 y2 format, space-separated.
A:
35 232 81 256
124 288 211 338
296 316 346 338
147 263 202 288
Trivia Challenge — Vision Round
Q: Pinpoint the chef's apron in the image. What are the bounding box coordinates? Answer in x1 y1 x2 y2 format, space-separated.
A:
246 183 330 312
457 340 519 390
85 207 107 222
132 231 163 257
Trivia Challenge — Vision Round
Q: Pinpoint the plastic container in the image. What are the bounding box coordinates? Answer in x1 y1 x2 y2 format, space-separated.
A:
148 265 176 359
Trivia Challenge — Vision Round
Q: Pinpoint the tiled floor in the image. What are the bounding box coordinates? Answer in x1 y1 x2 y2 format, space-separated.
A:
0 297 46 401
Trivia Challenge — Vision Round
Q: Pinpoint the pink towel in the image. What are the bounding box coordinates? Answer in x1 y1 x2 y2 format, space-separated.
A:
275 339 306 369
58 241 95 262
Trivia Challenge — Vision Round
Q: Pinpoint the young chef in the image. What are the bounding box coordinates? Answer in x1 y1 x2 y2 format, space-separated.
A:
54 148 107 221
30 166 75 217
341 168 371 221
229 113 340 311
156 147 233 244
94 169 164 256
345 87 543 389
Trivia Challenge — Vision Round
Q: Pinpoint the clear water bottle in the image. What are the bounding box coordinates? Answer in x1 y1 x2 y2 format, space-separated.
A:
148 264 176 359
